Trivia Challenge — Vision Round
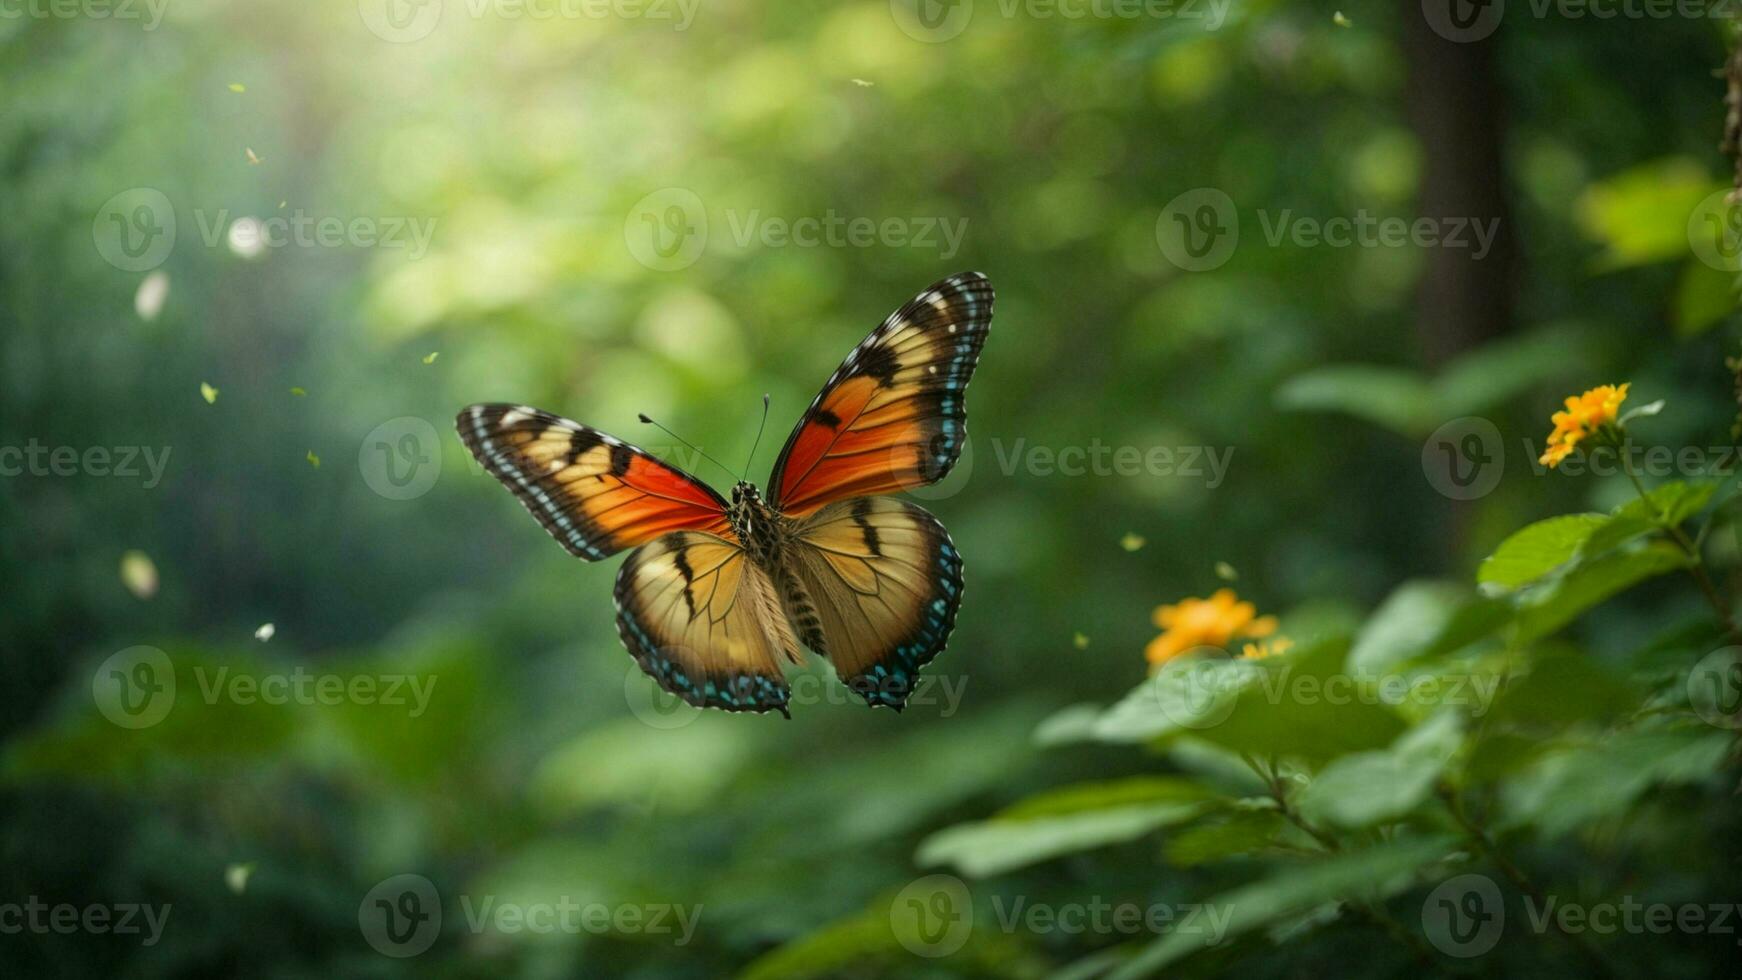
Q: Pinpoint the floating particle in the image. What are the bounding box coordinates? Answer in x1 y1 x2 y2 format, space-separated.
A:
225 863 255 895
135 271 169 321
254 623 275 642
120 550 158 600
1119 532 1145 552
200 382 218 404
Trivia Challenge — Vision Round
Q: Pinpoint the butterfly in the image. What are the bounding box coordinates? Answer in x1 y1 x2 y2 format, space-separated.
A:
457 272 993 717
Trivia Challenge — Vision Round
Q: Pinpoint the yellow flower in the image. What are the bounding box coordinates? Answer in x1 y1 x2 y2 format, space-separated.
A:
1539 382 1629 468
1146 588 1278 667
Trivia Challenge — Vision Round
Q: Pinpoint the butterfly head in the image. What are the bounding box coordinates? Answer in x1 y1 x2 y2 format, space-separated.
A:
730 480 760 506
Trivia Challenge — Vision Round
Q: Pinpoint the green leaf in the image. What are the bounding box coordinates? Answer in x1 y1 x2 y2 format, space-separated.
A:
1485 650 1638 729
1477 514 1608 591
917 800 1212 878
1105 835 1458 978
1188 640 1410 763
1502 730 1731 836
1162 808 1288 866
1076 656 1265 745
994 777 1218 819
1515 542 1689 641
1575 158 1721 270
1032 703 1102 747
1295 710 1463 829
1612 480 1716 529
1273 366 1434 437
1433 323 1599 419
1349 581 1490 672
1673 260 1737 336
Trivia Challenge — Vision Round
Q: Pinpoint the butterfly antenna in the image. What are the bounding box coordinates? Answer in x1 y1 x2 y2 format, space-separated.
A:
637 413 740 483
742 393 771 481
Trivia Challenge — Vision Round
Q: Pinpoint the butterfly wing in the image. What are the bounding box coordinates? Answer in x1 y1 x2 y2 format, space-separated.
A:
767 272 993 516
783 496 964 710
457 403 732 560
616 531 799 716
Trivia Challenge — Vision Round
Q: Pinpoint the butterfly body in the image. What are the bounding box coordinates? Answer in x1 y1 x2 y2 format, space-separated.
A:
459 272 993 716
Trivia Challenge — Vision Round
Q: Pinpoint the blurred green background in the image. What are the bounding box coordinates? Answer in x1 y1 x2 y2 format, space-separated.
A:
4 1 1742 976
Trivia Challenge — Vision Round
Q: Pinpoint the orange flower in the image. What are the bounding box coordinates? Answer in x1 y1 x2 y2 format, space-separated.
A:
1146 588 1278 667
1540 383 1629 469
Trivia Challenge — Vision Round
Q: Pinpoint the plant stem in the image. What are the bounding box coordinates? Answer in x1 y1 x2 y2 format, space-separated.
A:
1437 785 1620 979
1617 448 1740 640
1237 754 1440 966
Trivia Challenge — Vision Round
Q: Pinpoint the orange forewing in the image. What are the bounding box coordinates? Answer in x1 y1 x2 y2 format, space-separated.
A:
769 272 993 516
457 403 731 560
